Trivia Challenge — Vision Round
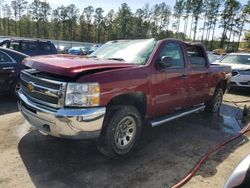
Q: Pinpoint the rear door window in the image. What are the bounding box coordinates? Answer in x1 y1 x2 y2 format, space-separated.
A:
187 45 207 68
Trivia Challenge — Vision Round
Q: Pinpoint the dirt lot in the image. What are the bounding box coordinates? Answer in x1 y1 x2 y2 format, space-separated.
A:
0 88 250 188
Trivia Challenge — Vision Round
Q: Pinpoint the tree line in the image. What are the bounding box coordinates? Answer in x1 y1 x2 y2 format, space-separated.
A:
0 0 249 50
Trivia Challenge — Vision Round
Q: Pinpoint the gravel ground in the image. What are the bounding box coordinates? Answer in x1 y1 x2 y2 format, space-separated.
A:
0 88 249 188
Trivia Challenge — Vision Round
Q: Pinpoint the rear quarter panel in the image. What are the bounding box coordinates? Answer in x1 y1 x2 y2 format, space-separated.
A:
207 64 231 97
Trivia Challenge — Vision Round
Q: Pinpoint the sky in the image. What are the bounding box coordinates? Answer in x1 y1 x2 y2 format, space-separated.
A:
38 0 249 40
25 0 249 13
5 0 250 40
32 0 176 12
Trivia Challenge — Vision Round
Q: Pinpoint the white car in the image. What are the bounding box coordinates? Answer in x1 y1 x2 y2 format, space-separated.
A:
224 154 250 187
218 53 250 88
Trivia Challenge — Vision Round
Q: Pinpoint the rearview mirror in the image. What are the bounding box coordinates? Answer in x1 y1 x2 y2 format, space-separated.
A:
158 56 173 69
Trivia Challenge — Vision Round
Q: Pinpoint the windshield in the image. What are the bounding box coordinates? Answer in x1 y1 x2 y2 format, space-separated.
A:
220 54 250 65
89 39 157 65
208 54 222 63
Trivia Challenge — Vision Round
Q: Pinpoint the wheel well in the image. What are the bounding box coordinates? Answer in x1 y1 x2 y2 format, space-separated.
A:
107 92 147 117
217 80 227 93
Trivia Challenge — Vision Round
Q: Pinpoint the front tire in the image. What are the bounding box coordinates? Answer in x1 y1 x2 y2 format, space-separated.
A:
97 105 142 158
205 88 223 113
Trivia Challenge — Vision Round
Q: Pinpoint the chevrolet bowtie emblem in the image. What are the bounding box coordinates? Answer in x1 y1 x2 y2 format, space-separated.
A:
27 82 34 92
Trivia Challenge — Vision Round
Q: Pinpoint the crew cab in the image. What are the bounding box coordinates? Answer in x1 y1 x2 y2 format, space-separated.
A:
17 39 231 157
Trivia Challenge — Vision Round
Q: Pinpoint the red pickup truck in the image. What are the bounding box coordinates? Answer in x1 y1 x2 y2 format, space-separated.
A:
18 39 231 157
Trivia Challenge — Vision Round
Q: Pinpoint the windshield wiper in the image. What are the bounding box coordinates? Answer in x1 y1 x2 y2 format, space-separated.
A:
107 57 125 61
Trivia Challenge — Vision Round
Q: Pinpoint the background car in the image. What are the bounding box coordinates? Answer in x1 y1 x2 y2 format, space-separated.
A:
68 44 101 55
213 48 226 55
0 39 57 56
68 46 89 55
208 53 224 63
218 53 250 88
0 47 28 96
88 45 101 54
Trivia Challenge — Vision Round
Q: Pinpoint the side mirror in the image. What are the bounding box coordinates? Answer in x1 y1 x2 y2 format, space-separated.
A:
158 56 173 69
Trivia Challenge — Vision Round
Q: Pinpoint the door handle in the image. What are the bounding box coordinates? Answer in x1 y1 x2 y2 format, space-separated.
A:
2 66 14 70
181 74 188 79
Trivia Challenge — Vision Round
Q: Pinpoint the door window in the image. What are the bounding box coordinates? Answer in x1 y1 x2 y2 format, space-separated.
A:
0 41 9 48
187 45 206 67
9 42 20 51
21 42 38 50
0 52 12 63
159 43 184 68
40 43 52 51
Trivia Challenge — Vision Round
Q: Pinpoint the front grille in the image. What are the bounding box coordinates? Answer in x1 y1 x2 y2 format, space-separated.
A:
239 82 250 86
21 72 61 90
21 85 58 104
20 69 66 108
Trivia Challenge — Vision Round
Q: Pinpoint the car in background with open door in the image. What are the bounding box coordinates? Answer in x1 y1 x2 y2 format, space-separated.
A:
0 47 28 96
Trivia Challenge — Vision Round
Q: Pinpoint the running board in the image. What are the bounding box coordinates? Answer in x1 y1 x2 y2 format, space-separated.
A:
150 104 205 127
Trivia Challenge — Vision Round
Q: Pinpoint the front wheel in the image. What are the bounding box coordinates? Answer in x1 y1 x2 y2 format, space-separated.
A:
97 105 142 158
205 88 223 113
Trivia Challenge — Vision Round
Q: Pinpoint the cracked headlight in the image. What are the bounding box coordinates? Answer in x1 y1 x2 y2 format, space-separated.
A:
65 83 100 107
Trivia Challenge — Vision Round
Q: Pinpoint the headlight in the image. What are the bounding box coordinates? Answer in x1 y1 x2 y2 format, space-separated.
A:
65 83 100 107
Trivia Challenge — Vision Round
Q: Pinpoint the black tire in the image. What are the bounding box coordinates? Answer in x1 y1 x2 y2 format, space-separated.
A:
10 79 21 97
97 105 142 158
205 88 223 113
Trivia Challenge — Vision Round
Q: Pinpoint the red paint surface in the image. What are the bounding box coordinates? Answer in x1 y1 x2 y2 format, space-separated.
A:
23 39 231 119
23 54 136 77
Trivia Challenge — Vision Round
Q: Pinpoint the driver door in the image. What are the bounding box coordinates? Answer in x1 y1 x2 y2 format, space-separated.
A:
151 41 189 117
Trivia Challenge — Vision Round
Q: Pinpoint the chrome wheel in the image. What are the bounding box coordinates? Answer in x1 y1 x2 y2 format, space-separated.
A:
114 116 137 150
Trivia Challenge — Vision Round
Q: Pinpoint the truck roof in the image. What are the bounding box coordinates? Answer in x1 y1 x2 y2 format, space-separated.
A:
106 38 203 47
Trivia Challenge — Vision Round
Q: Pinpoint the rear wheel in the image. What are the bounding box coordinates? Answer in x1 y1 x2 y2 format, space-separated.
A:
205 88 223 113
97 105 142 158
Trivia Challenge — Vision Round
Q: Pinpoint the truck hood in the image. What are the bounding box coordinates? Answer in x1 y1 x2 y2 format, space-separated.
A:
220 63 250 70
23 54 137 77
